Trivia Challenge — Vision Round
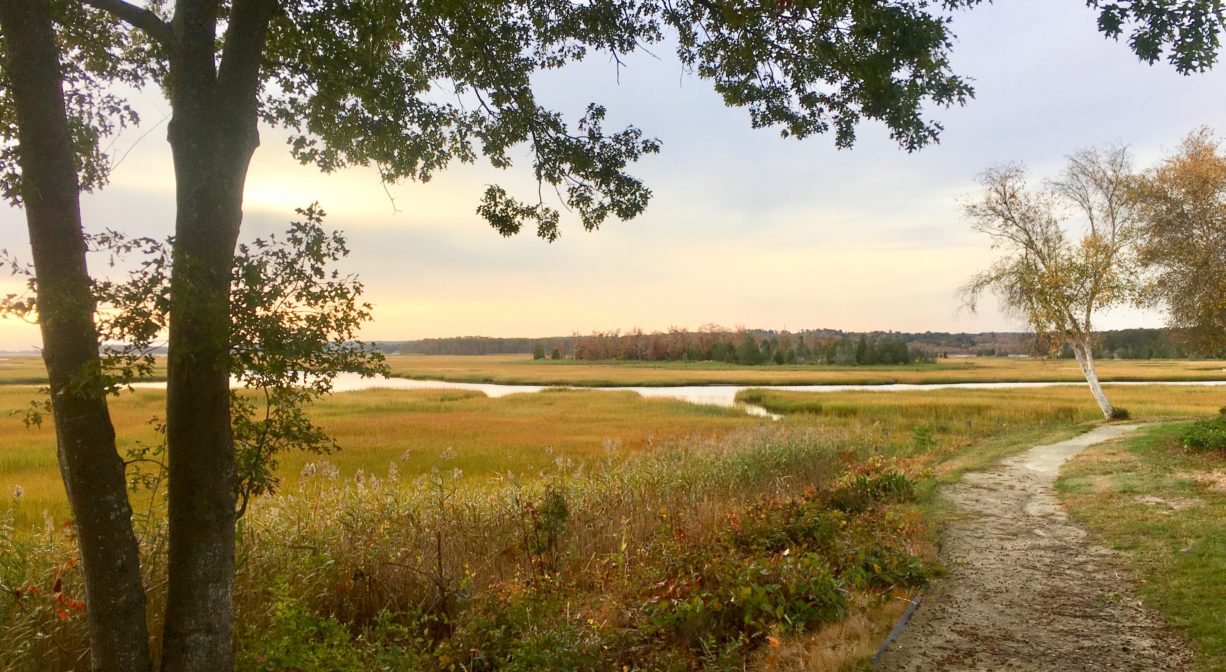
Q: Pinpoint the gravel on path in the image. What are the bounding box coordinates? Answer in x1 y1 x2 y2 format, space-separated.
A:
876 424 1192 672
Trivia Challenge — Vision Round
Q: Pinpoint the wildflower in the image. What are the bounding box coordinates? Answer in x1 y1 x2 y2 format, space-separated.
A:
388 462 399 482
12 485 23 502
441 447 456 461
399 449 412 462
300 463 317 479
451 468 463 481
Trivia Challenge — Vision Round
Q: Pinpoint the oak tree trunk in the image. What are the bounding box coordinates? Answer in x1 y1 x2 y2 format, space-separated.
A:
1072 339 1115 420
0 1 153 669
159 2 274 667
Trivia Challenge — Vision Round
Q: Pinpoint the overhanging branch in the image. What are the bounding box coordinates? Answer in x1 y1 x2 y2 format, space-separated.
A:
80 0 174 48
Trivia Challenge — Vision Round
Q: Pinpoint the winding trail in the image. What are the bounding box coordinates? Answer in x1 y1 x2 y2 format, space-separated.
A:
877 424 1192 671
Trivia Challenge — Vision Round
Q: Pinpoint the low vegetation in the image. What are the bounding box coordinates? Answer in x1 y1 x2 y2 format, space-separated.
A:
5 378 1225 669
4 426 930 671
0 386 760 527
1059 423 1226 671
1179 410 1226 453
383 354 1226 387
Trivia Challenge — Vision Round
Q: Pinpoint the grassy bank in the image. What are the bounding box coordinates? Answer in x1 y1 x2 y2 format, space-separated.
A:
7 383 1224 526
382 354 1226 387
1058 422 1226 671
738 385 1226 474
0 355 167 385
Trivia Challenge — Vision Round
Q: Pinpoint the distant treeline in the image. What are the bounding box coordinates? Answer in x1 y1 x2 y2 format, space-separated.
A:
385 326 1213 363
553 328 930 366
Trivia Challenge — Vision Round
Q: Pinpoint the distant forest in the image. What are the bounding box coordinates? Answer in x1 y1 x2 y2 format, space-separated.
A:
381 327 1201 364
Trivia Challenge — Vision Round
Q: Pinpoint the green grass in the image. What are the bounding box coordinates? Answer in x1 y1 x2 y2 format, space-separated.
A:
1059 423 1226 671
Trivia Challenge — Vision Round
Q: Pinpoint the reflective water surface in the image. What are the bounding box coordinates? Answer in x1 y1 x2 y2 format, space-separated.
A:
133 373 1226 420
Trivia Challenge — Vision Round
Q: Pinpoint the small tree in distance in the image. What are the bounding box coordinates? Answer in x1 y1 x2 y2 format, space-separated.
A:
962 147 1140 419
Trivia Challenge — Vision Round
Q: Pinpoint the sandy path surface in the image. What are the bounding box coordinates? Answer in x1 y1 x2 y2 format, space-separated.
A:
877 424 1192 671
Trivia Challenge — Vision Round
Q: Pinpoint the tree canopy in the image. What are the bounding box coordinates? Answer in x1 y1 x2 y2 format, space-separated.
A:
1134 127 1226 355
961 147 1140 418
5 1 1224 235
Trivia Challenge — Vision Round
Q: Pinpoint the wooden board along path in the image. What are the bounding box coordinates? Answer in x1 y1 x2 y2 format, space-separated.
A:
877 424 1192 671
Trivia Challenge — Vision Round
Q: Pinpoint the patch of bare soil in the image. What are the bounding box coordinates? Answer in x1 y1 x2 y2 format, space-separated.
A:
1185 470 1226 492
1136 495 1201 513
877 425 1192 671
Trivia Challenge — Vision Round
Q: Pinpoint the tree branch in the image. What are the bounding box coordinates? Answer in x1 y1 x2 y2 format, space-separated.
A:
216 0 277 112
80 0 174 48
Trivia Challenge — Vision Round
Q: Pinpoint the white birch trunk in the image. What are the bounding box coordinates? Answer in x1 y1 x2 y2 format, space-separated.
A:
1072 339 1115 419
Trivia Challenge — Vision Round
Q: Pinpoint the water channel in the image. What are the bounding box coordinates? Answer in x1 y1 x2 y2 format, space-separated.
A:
184 373 1226 420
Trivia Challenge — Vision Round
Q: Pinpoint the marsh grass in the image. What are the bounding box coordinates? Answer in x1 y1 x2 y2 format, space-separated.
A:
3 375 1224 670
1059 423 1226 671
3 426 927 671
0 386 761 526
385 354 1226 387
0 356 166 385
740 385 1226 476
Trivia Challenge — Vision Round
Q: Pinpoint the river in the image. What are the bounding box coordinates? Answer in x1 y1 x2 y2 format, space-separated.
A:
160 373 1224 419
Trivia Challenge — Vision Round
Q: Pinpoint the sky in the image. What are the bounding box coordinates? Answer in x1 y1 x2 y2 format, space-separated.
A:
3 1 1226 351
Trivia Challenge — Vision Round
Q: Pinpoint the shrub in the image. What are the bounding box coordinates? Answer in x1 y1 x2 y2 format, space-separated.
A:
827 459 916 514
237 588 363 672
1109 407 1131 420
1180 415 1226 452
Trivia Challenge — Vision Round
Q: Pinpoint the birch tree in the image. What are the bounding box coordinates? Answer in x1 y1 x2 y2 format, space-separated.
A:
962 148 1140 419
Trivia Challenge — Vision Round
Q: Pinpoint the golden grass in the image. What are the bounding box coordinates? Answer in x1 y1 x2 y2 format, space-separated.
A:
0 355 167 384
5 378 1222 530
0 385 763 527
3 353 1224 388
0 356 53 384
385 354 1226 387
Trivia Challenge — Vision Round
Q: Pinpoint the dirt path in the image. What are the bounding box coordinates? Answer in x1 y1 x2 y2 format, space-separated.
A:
877 424 1192 671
